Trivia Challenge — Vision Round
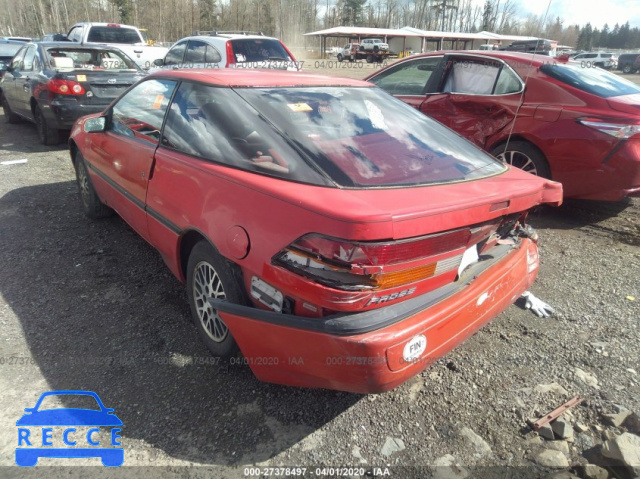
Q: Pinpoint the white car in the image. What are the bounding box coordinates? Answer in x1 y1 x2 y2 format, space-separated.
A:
153 32 300 71
66 22 168 69
573 52 618 70
359 39 389 53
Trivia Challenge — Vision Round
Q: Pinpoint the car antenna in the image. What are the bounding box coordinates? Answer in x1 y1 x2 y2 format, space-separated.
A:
502 0 553 158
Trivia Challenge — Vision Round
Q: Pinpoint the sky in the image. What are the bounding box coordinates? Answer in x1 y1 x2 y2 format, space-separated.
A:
471 0 640 30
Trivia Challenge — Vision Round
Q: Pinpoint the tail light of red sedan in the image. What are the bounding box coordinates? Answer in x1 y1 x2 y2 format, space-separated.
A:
579 118 640 139
273 229 471 291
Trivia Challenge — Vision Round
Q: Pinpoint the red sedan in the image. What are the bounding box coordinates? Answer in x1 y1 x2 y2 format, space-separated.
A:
69 69 562 393
366 51 640 201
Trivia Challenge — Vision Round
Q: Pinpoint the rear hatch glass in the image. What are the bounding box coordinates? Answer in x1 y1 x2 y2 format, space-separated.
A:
230 38 294 67
236 87 506 187
540 62 640 98
87 26 142 44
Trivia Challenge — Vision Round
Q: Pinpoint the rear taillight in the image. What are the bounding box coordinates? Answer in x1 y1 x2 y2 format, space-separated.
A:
273 230 471 291
48 79 85 96
579 118 640 139
225 42 235 68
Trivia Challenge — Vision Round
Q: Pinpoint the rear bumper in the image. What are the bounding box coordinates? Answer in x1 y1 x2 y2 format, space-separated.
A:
569 139 640 201
42 101 109 130
214 240 539 393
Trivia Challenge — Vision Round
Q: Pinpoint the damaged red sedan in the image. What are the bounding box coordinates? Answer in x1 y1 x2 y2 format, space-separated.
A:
69 70 562 393
366 52 640 201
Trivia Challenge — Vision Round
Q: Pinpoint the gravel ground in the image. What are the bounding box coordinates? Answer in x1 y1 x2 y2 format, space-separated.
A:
0 65 639 479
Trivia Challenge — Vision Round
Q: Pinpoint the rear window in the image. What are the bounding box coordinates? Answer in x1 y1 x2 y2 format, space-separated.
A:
87 26 142 44
236 87 506 188
540 62 640 98
45 47 139 71
230 38 291 63
0 43 22 58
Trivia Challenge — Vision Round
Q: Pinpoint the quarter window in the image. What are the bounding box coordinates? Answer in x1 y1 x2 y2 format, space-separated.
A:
10 47 26 70
110 79 177 145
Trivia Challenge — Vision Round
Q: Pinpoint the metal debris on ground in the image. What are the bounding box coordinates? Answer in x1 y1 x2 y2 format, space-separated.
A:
533 396 585 431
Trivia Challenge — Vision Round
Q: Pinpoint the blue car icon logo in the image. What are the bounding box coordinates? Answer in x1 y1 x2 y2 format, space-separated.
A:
16 390 123 467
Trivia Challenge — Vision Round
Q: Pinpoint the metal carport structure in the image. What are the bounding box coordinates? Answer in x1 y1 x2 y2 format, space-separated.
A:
303 27 424 58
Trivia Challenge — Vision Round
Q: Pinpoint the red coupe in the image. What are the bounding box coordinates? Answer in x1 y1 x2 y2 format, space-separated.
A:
366 51 640 201
69 69 562 393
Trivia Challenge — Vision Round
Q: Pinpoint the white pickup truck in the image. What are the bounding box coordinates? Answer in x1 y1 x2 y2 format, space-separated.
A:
66 22 168 69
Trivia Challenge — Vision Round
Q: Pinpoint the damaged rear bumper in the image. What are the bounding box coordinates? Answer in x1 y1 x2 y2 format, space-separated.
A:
212 240 539 393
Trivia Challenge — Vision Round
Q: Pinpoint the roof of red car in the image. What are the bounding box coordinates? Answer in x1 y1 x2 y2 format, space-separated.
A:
151 69 374 88
404 50 560 67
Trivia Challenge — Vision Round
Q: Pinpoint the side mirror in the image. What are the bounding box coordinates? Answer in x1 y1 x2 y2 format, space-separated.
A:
84 116 106 133
153 58 164 66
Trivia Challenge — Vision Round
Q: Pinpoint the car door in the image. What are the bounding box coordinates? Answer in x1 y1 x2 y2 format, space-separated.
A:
14 45 39 117
419 54 524 148
2 46 26 111
367 55 444 109
84 78 177 240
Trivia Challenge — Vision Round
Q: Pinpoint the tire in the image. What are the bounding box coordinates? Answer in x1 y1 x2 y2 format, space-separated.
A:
373 45 379 53
186 241 249 358
74 152 113 219
2 96 20 124
337 53 343 62
622 64 632 74
366 55 374 64
490 141 551 179
359 46 365 52
34 104 59 145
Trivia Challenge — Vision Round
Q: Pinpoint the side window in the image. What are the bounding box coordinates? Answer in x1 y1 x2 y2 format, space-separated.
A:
110 79 177 145
185 40 207 63
368 57 442 95
205 45 221 63
10 48 27 70
493 65 523 95
68 26 82 42
443 59 501 95
164 41 186 65
21 47 37 72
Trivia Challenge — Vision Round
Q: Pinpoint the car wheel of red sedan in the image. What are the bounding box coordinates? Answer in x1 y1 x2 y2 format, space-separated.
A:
74 153 114 219
187 241 247 358
34 105 59 146
2 96 20 124
491 141 551 178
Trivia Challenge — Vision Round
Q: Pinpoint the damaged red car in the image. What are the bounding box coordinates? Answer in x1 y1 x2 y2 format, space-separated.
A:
366 51 640 201
69 69 562 393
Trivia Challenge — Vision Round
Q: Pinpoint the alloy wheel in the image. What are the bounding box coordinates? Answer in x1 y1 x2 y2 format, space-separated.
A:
193 261 228 342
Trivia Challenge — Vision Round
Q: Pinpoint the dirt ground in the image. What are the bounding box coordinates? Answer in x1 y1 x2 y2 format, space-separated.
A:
0 65 639 479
